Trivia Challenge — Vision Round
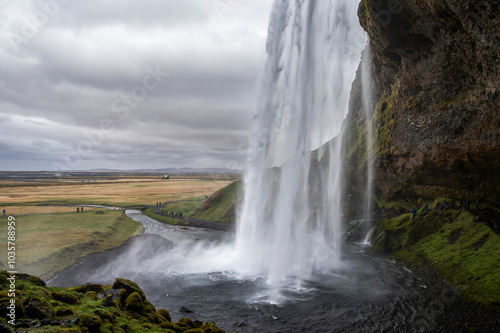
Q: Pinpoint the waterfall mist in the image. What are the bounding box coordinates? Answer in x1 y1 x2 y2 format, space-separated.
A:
73 0 371 302
232 0 366 285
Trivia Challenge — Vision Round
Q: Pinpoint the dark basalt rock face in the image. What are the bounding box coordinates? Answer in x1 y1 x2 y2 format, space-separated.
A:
352 0 500 203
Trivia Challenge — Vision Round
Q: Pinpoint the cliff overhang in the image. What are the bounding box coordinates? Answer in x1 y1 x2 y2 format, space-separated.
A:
355 0 500 203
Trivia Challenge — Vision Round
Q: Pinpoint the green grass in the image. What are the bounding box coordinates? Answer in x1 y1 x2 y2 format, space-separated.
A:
0 211 144 280
373 198 500 309
192 180 241 223
142 181 242 226
412 212 500 307
161 197 205 217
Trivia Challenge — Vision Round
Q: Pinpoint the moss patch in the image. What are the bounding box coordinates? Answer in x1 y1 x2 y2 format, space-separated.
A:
0 271 226 332
372 199 500 309
374 82 399 159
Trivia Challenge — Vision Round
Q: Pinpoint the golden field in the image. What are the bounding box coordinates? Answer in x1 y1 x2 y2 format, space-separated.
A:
0 173 239 280
0 175 236 207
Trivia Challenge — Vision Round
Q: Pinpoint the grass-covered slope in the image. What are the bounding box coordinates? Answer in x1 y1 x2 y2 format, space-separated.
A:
0 271 224 332
0 211 144 281
371 199 500 309
191 180 242 223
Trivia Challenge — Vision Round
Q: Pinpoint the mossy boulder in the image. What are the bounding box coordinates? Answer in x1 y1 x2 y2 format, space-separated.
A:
111 278 146 300
23 297 53 320
84 291 99 300
157 308 171 322
143 299 156 313
200 322 225 333
94 309 116 325
16 274 46 287
0 297 25 319
125 291 144 313
117 288 129 304
160 321 185 331
178 317 196 329
55 307 73 316
51 291 79 304
68 282 104 294
80 313 102 332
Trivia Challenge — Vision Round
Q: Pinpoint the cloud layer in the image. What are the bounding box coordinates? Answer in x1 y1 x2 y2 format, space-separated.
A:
0 0 272 170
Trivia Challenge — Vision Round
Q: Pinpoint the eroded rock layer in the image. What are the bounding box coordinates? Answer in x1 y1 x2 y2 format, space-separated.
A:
355 0 500 202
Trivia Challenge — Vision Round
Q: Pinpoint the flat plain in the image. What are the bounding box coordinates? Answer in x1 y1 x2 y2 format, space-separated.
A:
0 172 238 280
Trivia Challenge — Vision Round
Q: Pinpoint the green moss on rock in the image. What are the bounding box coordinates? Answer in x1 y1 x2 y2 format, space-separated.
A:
0 270 225 332
372 199 500 310
0 297 25 319
80 313 102 332
68 283 104 294
112 278 146 300
157 308 171 322
51 290 79 304
179 317 196 328
23 296 54 320
125 291 144 313
84 291 98 300
94 309 116 325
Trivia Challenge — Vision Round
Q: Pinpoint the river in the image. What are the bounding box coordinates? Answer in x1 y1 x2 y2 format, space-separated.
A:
48 210 450 333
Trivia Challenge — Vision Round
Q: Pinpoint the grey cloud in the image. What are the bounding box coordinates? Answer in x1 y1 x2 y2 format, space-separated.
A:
0 0 273 170
53 0 211 29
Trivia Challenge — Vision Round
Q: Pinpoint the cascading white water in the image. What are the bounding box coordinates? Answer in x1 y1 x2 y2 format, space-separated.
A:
233 0 366 285
361 43 376 241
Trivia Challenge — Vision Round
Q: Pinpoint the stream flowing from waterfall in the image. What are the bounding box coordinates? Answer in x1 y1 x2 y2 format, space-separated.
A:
50 210 442 332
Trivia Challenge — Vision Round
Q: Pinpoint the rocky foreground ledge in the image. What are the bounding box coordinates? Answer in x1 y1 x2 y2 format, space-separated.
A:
0 271 225 333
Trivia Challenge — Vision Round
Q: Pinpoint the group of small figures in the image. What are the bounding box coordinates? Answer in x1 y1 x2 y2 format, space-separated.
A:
397 199 481 220
151 202 184 219
166 211 183 219
457 199 479 211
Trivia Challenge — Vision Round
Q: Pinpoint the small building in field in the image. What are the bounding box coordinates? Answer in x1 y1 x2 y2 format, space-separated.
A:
162 175 170 179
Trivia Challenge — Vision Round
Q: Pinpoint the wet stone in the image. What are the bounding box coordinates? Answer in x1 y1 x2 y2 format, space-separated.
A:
179 306 194 313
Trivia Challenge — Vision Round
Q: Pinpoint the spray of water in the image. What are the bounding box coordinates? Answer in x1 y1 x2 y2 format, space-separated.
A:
97 1 369 298
230 0 366 285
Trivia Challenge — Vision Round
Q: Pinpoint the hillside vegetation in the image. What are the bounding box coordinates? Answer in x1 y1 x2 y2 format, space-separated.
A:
0 211 143 281
192 180 242 224
370 199 500 310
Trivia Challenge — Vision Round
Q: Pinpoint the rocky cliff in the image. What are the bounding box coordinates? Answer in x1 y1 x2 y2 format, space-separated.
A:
349 0 500 203
343 0 500 318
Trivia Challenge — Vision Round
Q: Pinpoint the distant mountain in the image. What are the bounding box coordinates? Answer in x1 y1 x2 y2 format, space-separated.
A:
84 168 243 174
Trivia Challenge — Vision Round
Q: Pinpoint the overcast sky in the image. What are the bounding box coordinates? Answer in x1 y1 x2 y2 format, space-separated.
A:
0 0 273 171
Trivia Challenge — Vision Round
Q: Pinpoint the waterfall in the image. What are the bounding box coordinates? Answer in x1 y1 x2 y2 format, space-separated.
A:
361 43 376 240
233 0 366 285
